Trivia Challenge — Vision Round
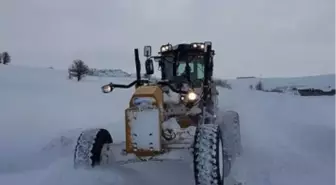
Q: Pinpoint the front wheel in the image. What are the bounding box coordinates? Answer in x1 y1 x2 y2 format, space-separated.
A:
193 124 231 185
74 128 113 168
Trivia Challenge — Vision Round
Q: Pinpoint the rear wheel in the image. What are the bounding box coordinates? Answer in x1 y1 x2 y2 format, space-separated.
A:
218 110 242 158
74 128 113 168
193 124 231 185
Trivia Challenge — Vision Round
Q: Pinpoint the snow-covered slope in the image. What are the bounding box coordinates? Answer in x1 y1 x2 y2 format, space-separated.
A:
0 65 334 185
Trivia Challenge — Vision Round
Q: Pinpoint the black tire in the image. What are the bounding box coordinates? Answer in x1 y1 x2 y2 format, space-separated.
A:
218 110 242 158
74 128 113 168
193 124 231 185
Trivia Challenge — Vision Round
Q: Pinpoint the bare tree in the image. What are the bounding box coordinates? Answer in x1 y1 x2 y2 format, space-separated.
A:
2 52 11 65
68 59 89 81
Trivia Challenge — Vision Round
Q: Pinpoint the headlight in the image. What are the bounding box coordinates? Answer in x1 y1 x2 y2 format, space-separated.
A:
161 44 172 52
102 84 113 93
180 91 198 106
187 91 197 101
161 46 167 52
191 43 206 51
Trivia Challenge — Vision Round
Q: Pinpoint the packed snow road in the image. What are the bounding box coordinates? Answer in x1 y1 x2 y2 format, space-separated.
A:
0 66 334 185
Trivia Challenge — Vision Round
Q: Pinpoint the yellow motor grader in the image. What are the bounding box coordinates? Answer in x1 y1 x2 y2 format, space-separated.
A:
73 42 242 185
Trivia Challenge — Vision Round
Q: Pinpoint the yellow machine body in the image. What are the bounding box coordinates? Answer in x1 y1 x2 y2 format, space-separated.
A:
125 85 164 156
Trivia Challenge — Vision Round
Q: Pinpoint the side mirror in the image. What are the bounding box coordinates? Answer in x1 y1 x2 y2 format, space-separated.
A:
145 59 154 75
144 46 152 57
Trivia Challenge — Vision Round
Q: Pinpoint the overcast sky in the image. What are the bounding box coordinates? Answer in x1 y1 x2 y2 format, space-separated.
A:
0 0 334 78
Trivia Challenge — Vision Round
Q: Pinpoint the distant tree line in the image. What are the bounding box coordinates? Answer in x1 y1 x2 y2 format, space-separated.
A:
0 52 11 65
297 88 335 96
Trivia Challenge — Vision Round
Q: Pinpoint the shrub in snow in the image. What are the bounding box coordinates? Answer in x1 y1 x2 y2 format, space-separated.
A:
255 80 264 91
2 52 11 65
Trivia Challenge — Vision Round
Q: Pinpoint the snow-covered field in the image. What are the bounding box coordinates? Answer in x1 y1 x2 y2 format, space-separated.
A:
0 65 334 185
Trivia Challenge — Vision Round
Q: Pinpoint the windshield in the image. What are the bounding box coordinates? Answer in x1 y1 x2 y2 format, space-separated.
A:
160 55 205 86
176 62 204 80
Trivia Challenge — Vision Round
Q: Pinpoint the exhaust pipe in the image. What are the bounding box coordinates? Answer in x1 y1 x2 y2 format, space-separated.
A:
134 49 141 87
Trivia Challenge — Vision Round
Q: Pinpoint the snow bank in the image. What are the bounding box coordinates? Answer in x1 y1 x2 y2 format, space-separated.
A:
0 65 134 168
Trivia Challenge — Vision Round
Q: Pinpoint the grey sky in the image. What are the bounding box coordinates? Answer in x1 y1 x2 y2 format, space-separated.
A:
0 0 334 78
